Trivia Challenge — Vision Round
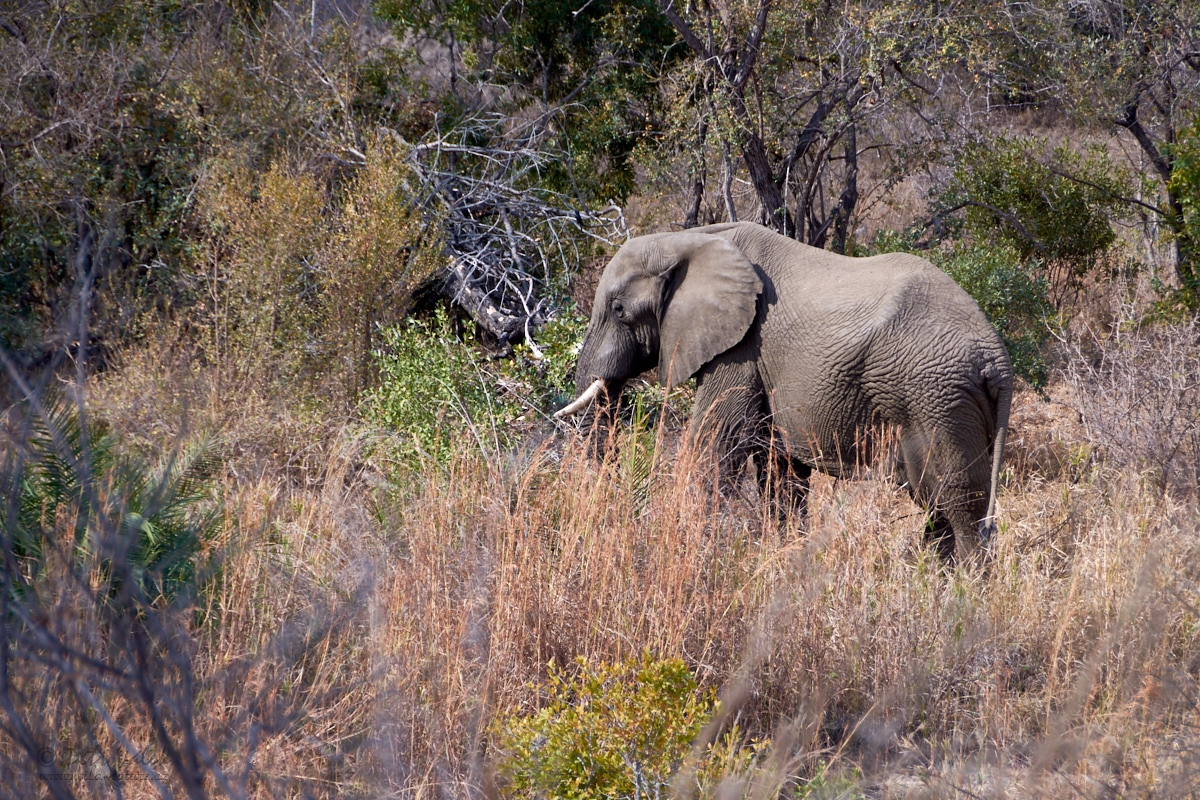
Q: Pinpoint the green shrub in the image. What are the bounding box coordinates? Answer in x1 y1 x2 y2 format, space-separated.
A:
511 309 591 409
794 763 864 799
494 654 717 800
366 307 522 464
6 399 222 605
1167 113 1200 303
871 233 1053 390
942 134 1130 273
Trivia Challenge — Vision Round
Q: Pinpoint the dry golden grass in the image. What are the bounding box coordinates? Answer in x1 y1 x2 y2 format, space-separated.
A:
366 416 1200 798
42 322 1200 799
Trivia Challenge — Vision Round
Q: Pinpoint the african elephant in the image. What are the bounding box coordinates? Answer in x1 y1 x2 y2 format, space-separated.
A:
555 221 1012 560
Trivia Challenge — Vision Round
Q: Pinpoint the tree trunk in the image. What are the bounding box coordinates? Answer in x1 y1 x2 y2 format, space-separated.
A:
684 178 704 228
738 127 791 235
831 123 858 255
1117 98 1192 287
721 143 738 222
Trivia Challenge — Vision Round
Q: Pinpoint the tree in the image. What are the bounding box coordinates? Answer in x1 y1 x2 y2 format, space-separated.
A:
655 0 970 252
978 0 1200 293
376 0 680 205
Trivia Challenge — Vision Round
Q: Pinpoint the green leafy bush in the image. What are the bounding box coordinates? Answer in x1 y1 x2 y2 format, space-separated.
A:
494 654 717 800
366 307 522 464
1168 114 1200 302
943 135 1130 273
870 232 1053 389
6 399 222 604
511 309 591 409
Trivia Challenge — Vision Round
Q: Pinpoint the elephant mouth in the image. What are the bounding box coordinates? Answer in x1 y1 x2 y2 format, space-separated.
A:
553 378 607 419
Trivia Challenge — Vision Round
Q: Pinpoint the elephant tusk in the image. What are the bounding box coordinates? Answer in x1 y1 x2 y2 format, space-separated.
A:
554 379 605 419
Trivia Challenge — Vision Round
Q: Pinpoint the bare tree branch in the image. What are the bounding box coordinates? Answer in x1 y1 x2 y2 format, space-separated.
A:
394 117 628 343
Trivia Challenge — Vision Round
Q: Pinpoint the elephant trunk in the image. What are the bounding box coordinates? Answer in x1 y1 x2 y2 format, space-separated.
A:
562 326 627 418
559 319 639 451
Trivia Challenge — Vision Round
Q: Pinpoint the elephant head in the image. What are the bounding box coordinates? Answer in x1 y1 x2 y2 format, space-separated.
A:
556 232 763 418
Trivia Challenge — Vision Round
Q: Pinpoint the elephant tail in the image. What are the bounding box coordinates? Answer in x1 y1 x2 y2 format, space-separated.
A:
981 377 1013 539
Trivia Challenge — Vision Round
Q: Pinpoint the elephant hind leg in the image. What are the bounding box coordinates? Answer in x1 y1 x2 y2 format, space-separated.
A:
898 428 990 562
924 513 956 562
925 503 986 562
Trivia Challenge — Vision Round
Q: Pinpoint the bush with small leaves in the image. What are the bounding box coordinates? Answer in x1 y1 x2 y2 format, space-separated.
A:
871 232 1053 390
1168 113 1200 302
932 242 1054 390
495 654 733 800
942 135 1131 274
366 307 523 465
512 309 591 410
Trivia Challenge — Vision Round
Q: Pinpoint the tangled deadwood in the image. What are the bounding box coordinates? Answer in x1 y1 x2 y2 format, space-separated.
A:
391 118 627 347
1065 318 1200 495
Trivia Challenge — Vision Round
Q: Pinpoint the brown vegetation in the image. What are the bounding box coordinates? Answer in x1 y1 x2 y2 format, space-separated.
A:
4 2 1200 797
36 301 1193 798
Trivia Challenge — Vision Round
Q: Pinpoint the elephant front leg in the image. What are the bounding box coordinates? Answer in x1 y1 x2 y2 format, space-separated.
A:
690 351 768 501
755 440 812 523
692 351 809 524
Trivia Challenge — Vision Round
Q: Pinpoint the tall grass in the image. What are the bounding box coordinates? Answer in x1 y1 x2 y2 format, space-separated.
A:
368 418 1200 797
5 323 1199 798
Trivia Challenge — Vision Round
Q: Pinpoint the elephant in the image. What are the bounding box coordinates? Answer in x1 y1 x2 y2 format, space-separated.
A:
555 221 1013 560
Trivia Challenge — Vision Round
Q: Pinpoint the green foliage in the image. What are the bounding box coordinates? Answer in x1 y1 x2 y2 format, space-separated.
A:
933 242 1053 390
511 310 590 409
944 135 1130 273
374 0 679 204
794 763 864 799
366 307 522 464
1168 114 1200 303
871 232 1053 390
494 654 718 800
5 399 222 604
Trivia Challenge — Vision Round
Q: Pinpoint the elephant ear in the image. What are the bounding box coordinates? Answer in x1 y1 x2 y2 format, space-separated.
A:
655 233 762 387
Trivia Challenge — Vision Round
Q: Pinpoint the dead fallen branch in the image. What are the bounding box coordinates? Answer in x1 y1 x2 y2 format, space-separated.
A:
390 116 628 344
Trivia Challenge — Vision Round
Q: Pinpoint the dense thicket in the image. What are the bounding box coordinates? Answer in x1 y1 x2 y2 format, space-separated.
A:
3 0 1199 386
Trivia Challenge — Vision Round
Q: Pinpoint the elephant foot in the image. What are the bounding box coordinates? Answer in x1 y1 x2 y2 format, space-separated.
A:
924 511 991 564
767 488 809 530
975 517 998 548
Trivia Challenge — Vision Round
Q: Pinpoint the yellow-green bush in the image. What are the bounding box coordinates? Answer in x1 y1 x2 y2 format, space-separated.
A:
492 654 819 799
197 137 444 400
494 655 720 800
324 135 446 397
199 159 328 378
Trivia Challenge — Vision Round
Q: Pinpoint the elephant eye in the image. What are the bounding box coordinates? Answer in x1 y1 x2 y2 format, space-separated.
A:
612 300 626 318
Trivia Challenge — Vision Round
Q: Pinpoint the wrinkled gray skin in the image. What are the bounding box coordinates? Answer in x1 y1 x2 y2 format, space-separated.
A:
566 221 1013 560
